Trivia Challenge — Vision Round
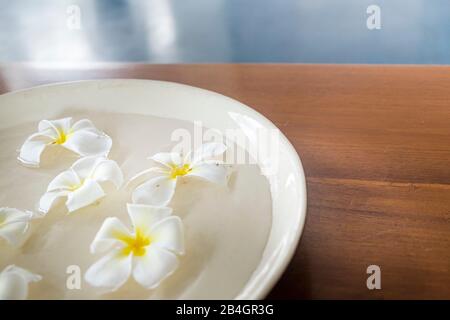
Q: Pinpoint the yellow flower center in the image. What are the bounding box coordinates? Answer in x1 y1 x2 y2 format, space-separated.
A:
169 164 192 179
118 228 151 257
69 179 84 191
53 129 71 145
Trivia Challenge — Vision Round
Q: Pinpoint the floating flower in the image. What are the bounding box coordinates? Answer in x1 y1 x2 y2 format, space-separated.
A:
39 156 123 214
0 208 34 246
0 265 42 300
129 142 228 206
19 117 112 167
85 203 184 291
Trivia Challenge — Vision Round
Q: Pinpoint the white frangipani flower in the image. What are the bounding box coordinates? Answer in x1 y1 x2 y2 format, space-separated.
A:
85 203 184 291
0 208 35 247
39 156 124 214
130 142 228 206
19 117 112 167
0 265 42 300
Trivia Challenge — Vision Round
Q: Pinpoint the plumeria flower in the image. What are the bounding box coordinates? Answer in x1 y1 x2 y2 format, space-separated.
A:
129 142 228 206
85 203 184 291
0 208 35 247
39 156 123 214
19 117 112 167
0 265 42 300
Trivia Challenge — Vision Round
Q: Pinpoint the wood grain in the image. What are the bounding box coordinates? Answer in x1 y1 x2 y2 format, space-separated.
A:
0 63 449 299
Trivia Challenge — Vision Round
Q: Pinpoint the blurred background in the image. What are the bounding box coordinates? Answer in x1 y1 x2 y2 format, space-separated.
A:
1 0 450 64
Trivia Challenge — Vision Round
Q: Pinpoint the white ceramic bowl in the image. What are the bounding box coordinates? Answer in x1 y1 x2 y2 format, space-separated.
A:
0 80 307 299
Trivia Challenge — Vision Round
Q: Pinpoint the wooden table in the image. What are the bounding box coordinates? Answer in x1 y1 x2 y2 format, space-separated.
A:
1 64 449 299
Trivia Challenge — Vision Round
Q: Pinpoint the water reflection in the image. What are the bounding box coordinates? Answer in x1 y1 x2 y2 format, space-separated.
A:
0 0 449 64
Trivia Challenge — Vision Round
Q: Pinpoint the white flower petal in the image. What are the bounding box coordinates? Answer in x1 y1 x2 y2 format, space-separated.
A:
38 118 72 134
71 119 99 132
0 207 33 223
126 204 172 233
0 208 34 246
151 152 183 168
70 156 100 179
62 129 112 157
0 273 30 300
39 190 70 213
3 265 42 283
132 246 179 289
126 167 168 190
189 142 227 165
18 130 56 167
71 156 123 188
84 250 132 291
66 179 105 213
0 222 29 246
150 216 184 254
0 265 42 300
187 162 228 185
91 159 123 189
46 169 80 192
131 176 176 206
90 217 130 254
